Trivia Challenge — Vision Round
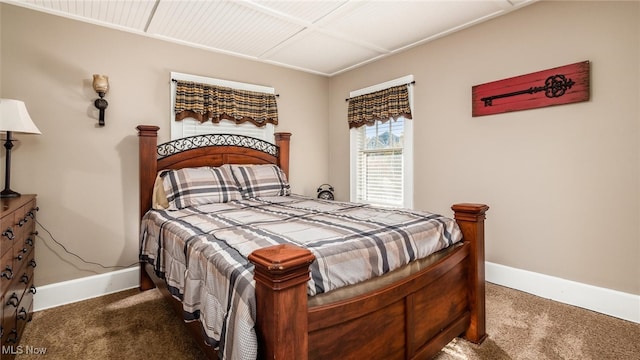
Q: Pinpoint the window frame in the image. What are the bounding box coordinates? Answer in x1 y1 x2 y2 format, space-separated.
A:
349 75 414 209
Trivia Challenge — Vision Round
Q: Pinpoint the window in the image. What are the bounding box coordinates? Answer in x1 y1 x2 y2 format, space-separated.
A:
170 72 275 142
350 75 414 208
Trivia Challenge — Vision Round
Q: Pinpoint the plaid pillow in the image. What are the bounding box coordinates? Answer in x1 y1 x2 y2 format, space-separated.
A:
230 164 291 198
162 165 242 209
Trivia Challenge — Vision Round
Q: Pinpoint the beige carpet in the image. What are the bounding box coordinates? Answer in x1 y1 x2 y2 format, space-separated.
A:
16 283 640 360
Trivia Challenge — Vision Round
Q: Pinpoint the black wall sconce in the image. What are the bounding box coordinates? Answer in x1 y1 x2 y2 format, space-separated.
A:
92 74 109 126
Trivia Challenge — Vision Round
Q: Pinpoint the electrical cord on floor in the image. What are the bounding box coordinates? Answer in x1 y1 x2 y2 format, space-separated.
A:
35 219 139 270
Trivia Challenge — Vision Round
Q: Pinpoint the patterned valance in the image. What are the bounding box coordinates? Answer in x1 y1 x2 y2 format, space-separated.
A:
347 84 412 129
174 80 278 127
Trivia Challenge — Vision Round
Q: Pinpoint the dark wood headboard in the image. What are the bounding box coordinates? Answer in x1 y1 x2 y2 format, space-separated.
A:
136 125 291 220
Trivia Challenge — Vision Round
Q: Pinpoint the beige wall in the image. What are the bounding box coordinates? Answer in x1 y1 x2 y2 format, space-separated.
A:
0 4 2 93
2 1 638 296
329 1 639 295
0 4 329 285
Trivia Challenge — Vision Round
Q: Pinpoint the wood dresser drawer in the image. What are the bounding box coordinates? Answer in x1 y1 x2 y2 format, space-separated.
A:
0 195 37 359
1 247 14 293
1 212 15 262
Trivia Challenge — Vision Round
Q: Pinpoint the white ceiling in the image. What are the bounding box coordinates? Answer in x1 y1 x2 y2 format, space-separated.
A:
5 0 536 77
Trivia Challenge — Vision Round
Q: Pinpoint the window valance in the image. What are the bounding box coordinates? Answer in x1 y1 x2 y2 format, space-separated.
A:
347 84 412 129
174 80 278 127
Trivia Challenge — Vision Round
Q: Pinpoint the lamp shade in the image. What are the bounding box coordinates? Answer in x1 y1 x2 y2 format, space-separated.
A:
92 74 109 94
0 99 41 134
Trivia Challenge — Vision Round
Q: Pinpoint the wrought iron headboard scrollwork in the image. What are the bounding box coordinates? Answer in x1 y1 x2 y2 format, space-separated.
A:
156 133 278 159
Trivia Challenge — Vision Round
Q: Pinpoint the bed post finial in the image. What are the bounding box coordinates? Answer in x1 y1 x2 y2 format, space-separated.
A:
451 203 489 344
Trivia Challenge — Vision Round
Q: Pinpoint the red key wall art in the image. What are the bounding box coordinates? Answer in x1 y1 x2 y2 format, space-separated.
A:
472 61 590 117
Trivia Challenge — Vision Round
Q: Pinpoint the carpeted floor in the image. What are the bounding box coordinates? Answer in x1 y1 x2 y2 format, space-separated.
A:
15 283 640 359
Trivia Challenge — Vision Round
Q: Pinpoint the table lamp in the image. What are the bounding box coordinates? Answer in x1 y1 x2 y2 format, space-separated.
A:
0 99 41 198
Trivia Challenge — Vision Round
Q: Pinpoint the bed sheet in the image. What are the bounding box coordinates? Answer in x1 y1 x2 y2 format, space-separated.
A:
140 195 462 360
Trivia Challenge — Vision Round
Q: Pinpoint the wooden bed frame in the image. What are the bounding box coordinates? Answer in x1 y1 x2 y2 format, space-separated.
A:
137 125 489 359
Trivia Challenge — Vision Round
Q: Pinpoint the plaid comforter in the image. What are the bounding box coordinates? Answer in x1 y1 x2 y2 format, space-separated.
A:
140 195 462 360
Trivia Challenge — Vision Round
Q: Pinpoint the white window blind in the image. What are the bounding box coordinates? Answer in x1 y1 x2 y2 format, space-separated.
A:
354 118 405 207
350 75 414 208
170 72 275 142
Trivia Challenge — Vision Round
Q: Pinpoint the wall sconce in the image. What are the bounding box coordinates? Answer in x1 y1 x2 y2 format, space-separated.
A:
92 74 109 126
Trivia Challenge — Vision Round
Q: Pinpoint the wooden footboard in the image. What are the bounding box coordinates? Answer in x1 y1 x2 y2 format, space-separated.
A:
248 203 488 360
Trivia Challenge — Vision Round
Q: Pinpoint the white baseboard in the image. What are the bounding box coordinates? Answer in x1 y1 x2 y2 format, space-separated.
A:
33 263 640 324
33 267 140 312
486 261 640 324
